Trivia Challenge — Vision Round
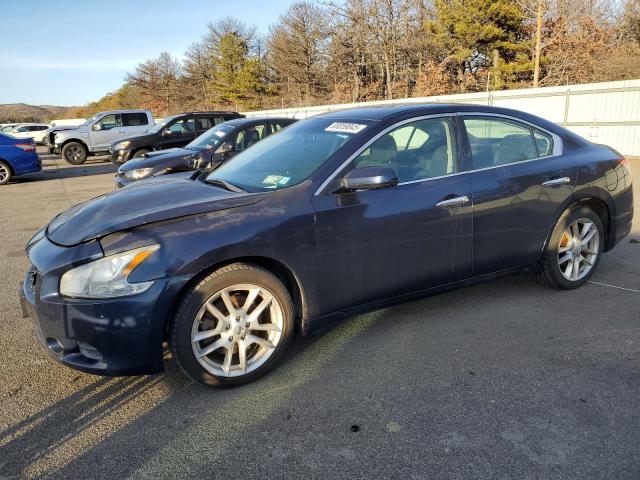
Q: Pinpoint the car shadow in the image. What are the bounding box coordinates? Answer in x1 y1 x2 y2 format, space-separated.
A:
0 323 360 479
11 157 117 184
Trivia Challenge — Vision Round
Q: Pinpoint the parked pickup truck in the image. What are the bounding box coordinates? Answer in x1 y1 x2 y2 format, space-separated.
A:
53 110 153 164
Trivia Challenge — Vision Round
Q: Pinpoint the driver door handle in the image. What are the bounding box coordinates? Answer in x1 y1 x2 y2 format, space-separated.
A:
542 176 570 186
436 195 470 208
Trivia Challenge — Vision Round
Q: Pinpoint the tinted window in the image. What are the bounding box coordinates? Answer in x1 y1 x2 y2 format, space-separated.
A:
463 117 537 169
97 114 121 130
533 128 553 156
196 117 216 131
352 117 456 183
232 123 268 152
16 126 29 132
122 112 148 126
167 117 196 134
270 120 293 134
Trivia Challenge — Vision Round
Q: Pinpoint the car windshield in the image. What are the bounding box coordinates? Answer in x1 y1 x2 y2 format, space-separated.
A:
147 116 179 134
80 115 101 127
205 118 370 192
187 124 236 151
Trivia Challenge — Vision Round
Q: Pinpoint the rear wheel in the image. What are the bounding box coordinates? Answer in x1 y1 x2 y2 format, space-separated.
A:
537 206 604 289
132 148 150 158
169 263 294 387
62 142 88 165
0 161 12 185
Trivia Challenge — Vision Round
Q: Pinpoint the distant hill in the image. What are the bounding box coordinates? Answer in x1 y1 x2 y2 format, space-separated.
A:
0 103 77 123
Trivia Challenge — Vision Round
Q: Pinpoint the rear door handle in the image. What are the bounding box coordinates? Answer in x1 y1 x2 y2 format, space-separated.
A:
542 177 570 186
436 195 470 208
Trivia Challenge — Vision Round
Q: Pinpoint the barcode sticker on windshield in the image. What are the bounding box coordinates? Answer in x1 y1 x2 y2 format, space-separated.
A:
324 122 367 134
214 131 226 137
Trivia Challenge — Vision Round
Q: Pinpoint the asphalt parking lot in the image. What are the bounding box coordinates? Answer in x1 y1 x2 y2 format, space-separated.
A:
0 149 638 479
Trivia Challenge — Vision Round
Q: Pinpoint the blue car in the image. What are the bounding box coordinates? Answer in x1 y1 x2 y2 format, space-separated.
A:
21 105 633 387
0 132 41 185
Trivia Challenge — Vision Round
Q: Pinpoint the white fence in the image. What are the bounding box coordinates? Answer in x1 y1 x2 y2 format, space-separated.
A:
243 79 640 156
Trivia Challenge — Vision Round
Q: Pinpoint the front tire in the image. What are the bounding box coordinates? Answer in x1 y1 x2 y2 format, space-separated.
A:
537 206 604 289
0 161 12 185
62 142 88 165
169 263 294 387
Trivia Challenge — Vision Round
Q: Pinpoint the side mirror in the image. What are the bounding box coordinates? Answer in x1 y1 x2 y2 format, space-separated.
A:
92 123 103 131
340 166 398 192
218 142 233 154
162 129 172 136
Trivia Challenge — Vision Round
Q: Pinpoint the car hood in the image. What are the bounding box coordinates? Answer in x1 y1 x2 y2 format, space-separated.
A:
46 174 265 246
120 148 198 172
115 131 157 147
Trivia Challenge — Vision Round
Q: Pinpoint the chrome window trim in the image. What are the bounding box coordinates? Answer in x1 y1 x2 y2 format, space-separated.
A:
314 111 564 196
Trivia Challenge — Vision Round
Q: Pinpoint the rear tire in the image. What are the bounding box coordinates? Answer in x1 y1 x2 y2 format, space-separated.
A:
537 206 604 289
0 161 12 185
132 148 150 158
62 142 88 165
169 263 294 387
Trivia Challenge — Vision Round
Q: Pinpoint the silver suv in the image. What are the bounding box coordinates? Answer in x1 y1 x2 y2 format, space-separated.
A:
53 110 153 164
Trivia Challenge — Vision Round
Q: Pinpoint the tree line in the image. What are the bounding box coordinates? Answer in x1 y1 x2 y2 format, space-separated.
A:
69 0 640 118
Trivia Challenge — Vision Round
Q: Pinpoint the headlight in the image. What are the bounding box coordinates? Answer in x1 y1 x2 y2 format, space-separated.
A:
124 168 154 180
115 140 131 150
60 245 159 298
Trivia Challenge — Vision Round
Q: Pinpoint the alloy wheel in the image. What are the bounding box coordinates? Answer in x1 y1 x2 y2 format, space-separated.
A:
67 145 83 162
191 283 284 377
557 217 600 281
0 163 9 183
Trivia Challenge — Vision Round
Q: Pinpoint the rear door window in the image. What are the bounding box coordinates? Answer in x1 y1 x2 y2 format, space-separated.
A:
463 117 538 169
122 112 149 126
233 123 268 152
196 117 216 132
269 121 292 134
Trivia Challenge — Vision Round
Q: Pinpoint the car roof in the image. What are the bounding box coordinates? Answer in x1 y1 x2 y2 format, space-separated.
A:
314 103 545 122
222 117 295 127
171 111 241 117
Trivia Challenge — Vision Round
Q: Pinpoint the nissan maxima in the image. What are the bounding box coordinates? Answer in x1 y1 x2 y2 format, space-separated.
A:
20 105 633 387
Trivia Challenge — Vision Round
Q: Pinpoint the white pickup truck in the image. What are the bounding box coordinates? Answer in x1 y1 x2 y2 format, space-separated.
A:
53 110 153 164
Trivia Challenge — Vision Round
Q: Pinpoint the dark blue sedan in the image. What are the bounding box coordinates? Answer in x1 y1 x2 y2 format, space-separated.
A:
21 105 633 386
0 132 41 185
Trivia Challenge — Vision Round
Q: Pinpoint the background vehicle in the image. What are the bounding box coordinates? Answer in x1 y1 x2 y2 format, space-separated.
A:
0 132 41 185
6 123 50 144
21 105 632 387
53 110 153 165
0 123 21 133
49 118 86 127
42 118 86 153
109 111 243 164
114 117 296 188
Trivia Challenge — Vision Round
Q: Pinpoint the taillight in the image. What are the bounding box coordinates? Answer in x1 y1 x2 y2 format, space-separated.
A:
16 143 36 152
618 157 631 172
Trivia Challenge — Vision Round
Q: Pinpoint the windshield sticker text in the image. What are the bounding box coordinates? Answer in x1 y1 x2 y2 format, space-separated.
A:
324 122 367 134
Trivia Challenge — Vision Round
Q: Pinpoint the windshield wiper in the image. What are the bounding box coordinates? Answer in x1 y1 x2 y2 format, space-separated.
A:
203 178 245 193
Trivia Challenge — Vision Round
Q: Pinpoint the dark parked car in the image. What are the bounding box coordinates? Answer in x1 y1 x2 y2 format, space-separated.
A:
114 117 296 188
21 105 633 387
109 111 243 164
0 133 41 185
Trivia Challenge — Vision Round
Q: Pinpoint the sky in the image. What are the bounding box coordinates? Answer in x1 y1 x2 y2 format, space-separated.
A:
0 0 298 106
